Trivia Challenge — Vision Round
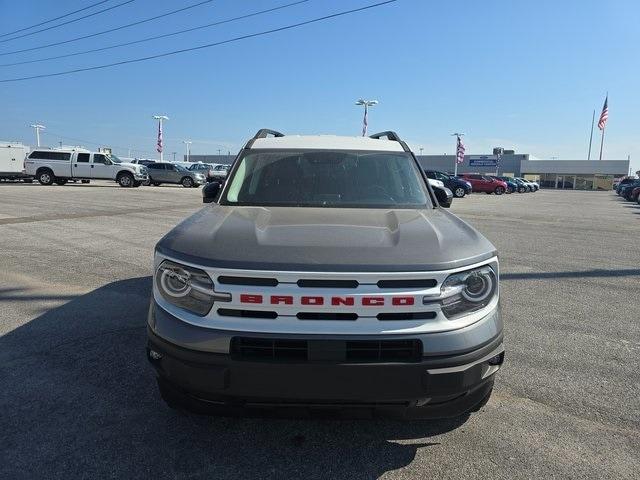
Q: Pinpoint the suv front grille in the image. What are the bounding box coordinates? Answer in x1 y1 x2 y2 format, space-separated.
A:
230 337 422 363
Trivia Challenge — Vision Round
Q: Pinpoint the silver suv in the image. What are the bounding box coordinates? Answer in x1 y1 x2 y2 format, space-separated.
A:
146 162 205 188
147 129 503 417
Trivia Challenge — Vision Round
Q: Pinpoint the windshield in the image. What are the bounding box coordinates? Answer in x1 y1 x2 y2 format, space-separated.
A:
221 150 431 208
106 154 122 164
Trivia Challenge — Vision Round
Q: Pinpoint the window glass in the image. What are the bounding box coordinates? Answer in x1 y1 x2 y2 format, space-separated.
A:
28 151 71 161
77 153 90 163
223 151 430 208
93 154 107 164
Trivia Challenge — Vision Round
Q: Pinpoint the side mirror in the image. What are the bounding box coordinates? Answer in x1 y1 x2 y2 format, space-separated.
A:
202 181 221 204
433 185 453 208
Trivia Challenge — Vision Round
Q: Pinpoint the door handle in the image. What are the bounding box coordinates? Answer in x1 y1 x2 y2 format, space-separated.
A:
91 165 94 168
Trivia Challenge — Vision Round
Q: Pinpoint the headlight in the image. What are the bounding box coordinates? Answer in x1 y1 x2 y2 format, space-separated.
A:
155 260 216 316
428 266 497 319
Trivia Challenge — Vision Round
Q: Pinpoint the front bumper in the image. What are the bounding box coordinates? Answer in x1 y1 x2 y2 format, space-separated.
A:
134 173 149 181
147 301 504 417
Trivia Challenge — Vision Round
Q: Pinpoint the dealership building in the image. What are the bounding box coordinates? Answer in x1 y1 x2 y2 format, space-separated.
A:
417 152 630 190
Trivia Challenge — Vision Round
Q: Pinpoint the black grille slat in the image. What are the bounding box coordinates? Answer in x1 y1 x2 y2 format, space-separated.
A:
217 276 278 287
231 338 307 360
231 337 422 363
296 279 359 288
377 312 437 321
218 309 277 319
296 312 358 321
376 279 437 289
346 340 422 362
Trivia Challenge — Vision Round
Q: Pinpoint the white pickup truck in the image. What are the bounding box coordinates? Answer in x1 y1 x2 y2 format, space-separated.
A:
25 148 148 187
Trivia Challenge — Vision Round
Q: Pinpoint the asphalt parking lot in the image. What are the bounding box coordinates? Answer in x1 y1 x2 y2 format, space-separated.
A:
1 182 638 479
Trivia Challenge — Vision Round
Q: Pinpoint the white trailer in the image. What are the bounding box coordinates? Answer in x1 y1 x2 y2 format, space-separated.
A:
0 142 32 181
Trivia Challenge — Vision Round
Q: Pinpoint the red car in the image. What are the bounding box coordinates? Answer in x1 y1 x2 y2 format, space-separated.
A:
459 174 508 195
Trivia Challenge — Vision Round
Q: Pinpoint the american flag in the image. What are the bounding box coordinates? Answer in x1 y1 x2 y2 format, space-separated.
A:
362 105 368 136
598 95 608 130
156 120 163 153
456 135 465 164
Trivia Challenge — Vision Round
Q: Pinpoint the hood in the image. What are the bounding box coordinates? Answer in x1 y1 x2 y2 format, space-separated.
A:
156 206 497 272
120 162 141 170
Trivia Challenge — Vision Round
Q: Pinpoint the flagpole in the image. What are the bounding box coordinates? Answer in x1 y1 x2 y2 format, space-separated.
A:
587 109 595 160
598 125 605 161
454 135 458 176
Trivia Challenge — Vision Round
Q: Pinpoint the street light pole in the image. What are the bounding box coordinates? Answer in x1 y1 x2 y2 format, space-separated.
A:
152 115 169 162
30 124 45 147
182 140 192 163
355 99 378 136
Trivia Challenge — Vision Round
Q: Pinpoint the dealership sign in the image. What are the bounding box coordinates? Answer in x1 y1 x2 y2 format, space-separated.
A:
468 155 498 167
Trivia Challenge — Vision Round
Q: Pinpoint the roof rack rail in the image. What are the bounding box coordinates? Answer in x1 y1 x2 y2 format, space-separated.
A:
369 131 411 153
253 129 285 139
369 131 401 142
245 129 285 149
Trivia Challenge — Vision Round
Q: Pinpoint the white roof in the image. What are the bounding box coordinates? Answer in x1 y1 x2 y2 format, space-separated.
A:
251 135 406 152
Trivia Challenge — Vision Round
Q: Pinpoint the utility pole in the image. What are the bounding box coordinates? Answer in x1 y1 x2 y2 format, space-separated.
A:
182 140 192 162
172 152 177 162
419 148 424 156
355 99 378 136
217 149 222 156
30 124 45 147
152 115 169 162
451 133 465 176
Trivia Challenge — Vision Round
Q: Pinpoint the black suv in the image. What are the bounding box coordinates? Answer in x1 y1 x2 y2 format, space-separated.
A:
424 170 472 198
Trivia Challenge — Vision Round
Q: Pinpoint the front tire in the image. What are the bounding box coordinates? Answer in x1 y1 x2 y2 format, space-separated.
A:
494 186 505 195
507 186 514 194
181 177 194 188
453 187 466 198
37 170 54 185
518 186 526 193
118 172 134 188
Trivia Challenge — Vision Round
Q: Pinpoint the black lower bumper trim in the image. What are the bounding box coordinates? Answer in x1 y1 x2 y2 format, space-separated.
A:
147 328 502 417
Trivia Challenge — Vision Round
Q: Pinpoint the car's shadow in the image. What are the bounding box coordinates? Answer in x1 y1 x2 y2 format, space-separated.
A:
0 277 468 480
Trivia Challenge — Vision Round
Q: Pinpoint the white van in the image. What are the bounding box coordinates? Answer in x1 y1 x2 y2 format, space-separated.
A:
0 142 32 182
24 148 148 187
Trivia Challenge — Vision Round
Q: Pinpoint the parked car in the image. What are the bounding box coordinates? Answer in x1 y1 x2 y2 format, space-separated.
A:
147 128 502 417
188 162 216 182
24 148 148 187
146 162 206 187
515 177 538 191
498 176 528 193
629 186 640 203
424 169 472 197
210 164 230 181
458 173 508 194
620 180 640 200
491 176 518 194
617 177 638 195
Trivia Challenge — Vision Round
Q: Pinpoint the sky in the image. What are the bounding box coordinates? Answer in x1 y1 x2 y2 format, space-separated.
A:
0 0 638 172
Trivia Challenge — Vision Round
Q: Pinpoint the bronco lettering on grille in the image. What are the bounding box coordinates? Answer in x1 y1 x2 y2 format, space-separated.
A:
239 295 415 306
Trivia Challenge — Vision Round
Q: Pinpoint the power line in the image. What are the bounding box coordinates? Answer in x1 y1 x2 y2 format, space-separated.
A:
0 0 310 67
0 0 136 44
0 0 215 56
0 0 112 39
0 0 398 83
